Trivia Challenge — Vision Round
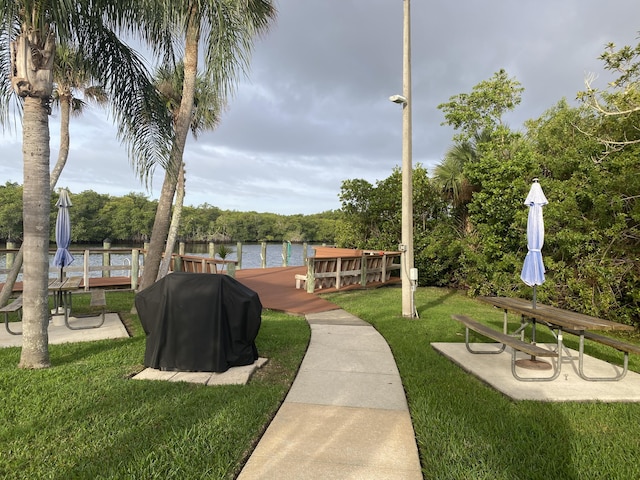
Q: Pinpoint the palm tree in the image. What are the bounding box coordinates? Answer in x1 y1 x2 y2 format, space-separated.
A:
154 61 222 279
139 1 276 291
434 130 490 234
0 1 172 369
51 43 108 183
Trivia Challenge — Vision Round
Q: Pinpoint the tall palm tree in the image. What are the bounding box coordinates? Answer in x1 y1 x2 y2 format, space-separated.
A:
139 0 276 291
153 61 222 279
0 1 172 369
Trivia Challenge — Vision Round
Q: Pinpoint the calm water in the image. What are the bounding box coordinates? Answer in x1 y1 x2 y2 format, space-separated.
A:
0 243 316 282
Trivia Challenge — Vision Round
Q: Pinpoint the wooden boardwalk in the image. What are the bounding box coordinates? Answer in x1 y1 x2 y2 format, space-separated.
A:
235 266 339 315
1 267 340 316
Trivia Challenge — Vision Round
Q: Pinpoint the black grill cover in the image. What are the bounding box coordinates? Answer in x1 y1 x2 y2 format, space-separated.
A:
135 272 262 373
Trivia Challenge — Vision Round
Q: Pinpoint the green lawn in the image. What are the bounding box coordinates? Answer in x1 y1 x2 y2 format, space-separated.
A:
0 291 309 480
2 287 640 479
324 287 640 480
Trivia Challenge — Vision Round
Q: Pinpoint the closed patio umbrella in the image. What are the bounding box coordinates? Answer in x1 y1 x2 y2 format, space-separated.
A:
520 179 548 308
53 188 74 280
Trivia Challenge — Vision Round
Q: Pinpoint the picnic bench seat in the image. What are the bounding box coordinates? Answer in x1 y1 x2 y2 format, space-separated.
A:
1 295 23 335
82 289 107 329
563 328 640 381
63 289 107 330
452 314 561 382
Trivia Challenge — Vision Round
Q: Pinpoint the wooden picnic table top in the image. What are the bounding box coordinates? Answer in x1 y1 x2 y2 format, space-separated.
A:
48 277 82 291
478 296 634 332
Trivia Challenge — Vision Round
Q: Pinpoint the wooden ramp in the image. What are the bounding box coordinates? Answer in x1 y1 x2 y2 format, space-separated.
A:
235 267 339 316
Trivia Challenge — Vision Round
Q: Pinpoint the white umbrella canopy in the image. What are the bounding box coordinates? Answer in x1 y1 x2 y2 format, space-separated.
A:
520 179 548 307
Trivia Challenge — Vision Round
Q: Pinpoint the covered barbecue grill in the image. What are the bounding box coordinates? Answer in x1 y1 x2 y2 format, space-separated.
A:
135 272 261 373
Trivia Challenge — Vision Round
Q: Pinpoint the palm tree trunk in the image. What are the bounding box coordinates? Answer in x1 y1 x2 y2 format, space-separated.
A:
51 96 71 184
19 97 51 369
140 5 200 290
158 164 186 279
140 165 178 289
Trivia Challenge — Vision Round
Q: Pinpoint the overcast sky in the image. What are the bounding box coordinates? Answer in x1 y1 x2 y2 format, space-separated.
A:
2 0 640 215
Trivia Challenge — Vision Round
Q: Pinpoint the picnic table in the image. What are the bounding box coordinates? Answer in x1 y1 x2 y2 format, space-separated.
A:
476 296 637 381
49 277 83 328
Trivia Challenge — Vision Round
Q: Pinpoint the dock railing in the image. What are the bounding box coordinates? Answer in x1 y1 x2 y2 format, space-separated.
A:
0 247 239 292
298 247 401 293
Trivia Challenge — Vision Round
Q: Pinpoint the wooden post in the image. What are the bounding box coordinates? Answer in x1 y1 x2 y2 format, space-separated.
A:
102 239 111 278
208 241 215 258
306 258 315 293
6 241 15 269
282 242 288 267
83 249 90 291
261 242 267 268
227 262 236 278
302 242 308 265
131 249 139 290
173 252 182 272
336 257 342 290
382 254 388 283
179 242 186 255
236 242 243 269
361 253 368 287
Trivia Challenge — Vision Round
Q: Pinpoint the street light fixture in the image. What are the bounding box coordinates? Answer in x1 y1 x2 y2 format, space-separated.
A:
389 94 407 105
389 0 416 318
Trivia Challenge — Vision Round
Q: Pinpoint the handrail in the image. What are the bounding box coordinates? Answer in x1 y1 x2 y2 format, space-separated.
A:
0 248 240 291
302 251 401 293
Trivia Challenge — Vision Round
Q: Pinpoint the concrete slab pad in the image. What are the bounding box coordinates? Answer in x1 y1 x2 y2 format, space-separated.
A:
132 357 269 386
432 342 640 402
237 403 422 480
0 313 129 348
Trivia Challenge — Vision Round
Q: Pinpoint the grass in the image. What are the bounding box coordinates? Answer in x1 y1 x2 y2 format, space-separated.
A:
3 287 640 479
0 291 310 480
323 286 640 480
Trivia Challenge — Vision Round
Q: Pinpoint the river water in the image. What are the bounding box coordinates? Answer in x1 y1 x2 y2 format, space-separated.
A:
0 243 316 282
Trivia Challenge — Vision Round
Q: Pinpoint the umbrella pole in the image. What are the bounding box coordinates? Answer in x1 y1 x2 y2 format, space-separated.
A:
515 283 552 371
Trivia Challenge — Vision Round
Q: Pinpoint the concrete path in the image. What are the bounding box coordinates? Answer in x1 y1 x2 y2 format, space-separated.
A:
237 309 423 480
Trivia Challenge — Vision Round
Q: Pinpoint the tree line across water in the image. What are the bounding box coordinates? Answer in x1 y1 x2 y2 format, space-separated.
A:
0 182 340 245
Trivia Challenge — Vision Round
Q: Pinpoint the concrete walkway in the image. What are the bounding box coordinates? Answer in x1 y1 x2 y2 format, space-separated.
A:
237 309 423 480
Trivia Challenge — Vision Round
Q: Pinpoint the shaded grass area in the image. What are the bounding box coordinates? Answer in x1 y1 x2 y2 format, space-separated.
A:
324 287 640 480
0 291 309 480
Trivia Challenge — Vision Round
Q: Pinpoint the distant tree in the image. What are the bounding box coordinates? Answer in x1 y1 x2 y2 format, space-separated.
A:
69 190 110 242
578 35 640 152
0 182 22 241
438 69 524 142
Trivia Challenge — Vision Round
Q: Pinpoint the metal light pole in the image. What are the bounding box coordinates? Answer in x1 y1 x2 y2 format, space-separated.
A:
390 0 415 318
401 0 414 317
